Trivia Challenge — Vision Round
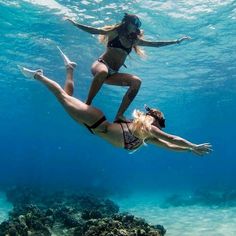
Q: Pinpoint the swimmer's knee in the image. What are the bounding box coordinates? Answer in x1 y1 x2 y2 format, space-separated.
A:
131 76 142 89
97 70 108 77
61 92 70 104
94 70 108 82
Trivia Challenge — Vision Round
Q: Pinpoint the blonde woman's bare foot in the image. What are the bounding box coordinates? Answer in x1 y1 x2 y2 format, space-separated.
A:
18 65 43 79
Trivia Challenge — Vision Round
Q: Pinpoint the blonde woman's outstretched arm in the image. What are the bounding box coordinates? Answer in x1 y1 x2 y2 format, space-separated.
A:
148 138 212 156
148 138 192 152
150 126 212 156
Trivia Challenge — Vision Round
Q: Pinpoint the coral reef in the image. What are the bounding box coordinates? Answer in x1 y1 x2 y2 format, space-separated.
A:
0 187 166 236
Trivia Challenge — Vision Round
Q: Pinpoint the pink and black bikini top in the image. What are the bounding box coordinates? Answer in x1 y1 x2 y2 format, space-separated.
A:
119 122 143 151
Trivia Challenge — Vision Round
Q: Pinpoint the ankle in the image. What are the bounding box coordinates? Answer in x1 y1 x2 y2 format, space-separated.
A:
34 72 42 79
66 67 74 72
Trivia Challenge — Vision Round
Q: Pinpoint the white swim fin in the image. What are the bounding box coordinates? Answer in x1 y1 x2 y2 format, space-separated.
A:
57 46 77 69
18 65 43 79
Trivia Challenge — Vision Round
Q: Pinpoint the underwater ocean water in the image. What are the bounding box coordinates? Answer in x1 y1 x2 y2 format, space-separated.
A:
0 0 236 235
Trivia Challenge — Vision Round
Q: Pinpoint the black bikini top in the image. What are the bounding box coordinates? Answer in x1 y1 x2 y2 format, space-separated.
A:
107 35 132 54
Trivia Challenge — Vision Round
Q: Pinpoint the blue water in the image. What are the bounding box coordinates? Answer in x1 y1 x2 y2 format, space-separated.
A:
0 0 236 234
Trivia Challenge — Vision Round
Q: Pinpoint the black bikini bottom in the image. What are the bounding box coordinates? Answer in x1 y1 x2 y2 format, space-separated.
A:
84 116 107 134
97 58 118 77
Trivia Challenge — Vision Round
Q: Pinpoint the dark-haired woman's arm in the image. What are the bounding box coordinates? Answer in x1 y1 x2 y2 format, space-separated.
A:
66 18 108 35
137 36 191 47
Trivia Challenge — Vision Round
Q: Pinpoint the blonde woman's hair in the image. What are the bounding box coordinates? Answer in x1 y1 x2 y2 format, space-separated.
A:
131 109 154 141
98 24 146 57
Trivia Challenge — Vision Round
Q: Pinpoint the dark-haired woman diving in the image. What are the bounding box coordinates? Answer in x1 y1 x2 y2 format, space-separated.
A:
67 13 191 123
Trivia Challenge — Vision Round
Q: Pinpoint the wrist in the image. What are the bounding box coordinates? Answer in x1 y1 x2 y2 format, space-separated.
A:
175 39 180 44
188 147 193 152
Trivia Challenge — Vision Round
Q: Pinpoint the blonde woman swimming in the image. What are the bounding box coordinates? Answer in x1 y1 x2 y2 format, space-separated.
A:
18 47 211 156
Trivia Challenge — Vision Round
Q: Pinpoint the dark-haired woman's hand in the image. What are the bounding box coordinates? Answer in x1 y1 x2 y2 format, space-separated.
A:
177 36 192 44
65 18 77 25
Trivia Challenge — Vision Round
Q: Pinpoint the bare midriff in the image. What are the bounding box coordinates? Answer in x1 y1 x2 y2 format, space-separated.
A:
99 47 128 71
97 122 124 148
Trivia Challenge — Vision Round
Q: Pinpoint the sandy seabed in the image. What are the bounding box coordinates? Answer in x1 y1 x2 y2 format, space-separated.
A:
0 192 13 223
1 190 236 235
112 193 236 236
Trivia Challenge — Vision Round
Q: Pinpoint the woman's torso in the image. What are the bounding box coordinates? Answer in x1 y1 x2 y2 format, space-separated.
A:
96 122 124 147
99 30 136 71
96 122 143 151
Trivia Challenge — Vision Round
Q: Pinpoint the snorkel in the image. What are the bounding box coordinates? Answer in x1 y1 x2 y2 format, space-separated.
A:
144 105 166 128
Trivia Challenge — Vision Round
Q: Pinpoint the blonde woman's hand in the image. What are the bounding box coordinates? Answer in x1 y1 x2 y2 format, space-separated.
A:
191 143 213 156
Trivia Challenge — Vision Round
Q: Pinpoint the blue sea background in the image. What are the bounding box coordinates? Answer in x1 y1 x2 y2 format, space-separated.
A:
0 0 236 234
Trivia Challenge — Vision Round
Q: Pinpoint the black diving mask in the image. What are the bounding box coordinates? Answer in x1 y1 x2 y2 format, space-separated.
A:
130 17 141 28
144 105 166 128
122 13 142 28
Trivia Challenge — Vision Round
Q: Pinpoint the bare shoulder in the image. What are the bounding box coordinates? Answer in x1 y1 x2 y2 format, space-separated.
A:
150 125 161 135
150 125 173 139
135 37 149 46
107 28 118 40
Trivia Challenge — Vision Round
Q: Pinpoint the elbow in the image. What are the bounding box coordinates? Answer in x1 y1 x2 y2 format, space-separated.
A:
91 30 103 35
169 136 181 143
172 136 181 141
166 143 175 149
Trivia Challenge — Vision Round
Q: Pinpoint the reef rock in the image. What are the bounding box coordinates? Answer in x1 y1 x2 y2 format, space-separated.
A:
0 187 166 236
